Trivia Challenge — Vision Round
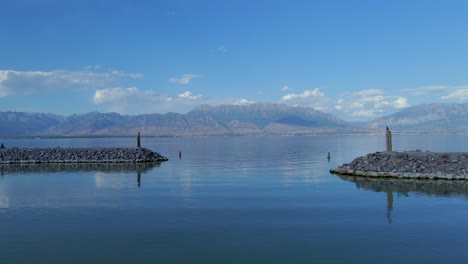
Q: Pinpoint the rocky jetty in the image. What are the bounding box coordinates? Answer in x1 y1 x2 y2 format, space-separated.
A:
0 147 168 164
331 150 468 180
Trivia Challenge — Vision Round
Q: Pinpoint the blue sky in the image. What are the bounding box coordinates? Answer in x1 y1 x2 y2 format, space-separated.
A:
1 0 468 121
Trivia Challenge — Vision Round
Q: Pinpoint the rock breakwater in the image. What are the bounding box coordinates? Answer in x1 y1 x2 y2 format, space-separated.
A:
331 150 468 180
0 147 168 164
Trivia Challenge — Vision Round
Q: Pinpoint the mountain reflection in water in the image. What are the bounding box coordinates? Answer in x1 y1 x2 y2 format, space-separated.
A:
337 175 468 223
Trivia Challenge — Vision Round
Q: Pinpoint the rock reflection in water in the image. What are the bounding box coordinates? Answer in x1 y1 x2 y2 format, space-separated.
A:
0 162 159 174
338 175 468 197
337 175 468 223
0 163 160 188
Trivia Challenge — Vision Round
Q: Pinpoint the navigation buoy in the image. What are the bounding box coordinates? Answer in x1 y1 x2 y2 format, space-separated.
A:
179 150 182 159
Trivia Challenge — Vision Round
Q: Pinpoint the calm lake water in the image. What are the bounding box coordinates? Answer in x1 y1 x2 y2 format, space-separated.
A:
1 135 468 263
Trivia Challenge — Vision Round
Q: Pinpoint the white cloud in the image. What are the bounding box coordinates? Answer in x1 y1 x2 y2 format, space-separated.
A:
440 86 468 101
177 91 200 100
334 99 345 110
168 74 200 84
352 89 384 97
281 86 291 91
93 87 155 104
400 84 468 103
93 88 208 114
394 97 409 108
109 70 144 79
402 85 450 95
281 88 324 101
0 69 143 97
398 85 468 102
332 89 410 120
278 88 329 111
92 86 264 115
234 98 255 105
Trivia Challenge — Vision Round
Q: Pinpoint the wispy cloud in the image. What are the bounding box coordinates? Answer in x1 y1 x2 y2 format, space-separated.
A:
93 87 157 105
401 85 468 102
351 109 377 117
0 69 143 97
93 87 207 114
333 89 410 119
280 88 324 101
217 45 228 53
393 97 410 109
401 85 450 95
168 74 200 84
234 98 255 105
440 86 468 101
351 88 385 97
177 91 200 100
281 86 291 92
110 70 144 79
84 64 102 70
92 87 261 115
279 88 329 110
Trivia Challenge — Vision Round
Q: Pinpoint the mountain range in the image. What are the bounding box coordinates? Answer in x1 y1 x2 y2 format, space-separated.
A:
1 102 468 137
366 103 468 133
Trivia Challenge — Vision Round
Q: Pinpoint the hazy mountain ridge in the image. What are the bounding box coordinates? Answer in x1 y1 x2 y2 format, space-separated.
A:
0 112 64 136
4 102 468 137
189 103 348 128
0 103 352 137
366 103 468 132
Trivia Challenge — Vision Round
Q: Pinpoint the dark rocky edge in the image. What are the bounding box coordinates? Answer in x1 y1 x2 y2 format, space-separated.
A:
330 150 468 180
0 147 168 164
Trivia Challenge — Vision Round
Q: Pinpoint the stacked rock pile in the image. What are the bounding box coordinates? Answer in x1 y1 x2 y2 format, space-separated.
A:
331 150 468 180
0 147 168 164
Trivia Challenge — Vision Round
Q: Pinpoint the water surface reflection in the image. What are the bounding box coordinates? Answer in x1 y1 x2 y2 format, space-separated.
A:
338 175 468 223
0 162 159 174
0 163 161 208
338 175 468 197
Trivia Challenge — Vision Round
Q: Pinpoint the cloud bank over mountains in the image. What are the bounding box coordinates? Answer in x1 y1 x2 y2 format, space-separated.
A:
1 67 467 121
